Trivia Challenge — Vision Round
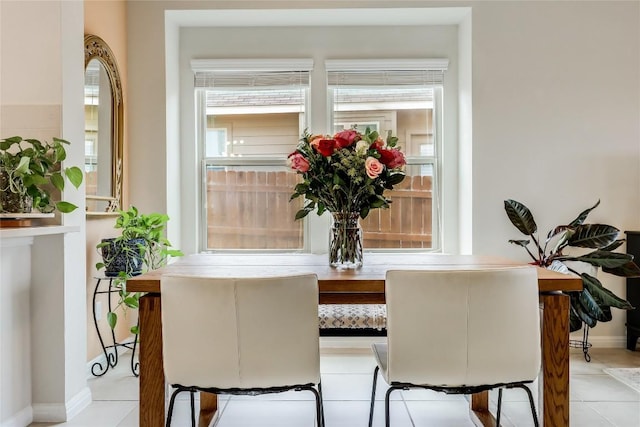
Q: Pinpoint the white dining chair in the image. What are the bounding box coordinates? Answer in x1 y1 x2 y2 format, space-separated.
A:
369 267 541 427
161 273 324 427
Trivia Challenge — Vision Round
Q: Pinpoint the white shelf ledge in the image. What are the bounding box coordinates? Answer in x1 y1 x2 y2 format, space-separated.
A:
0 225 80 239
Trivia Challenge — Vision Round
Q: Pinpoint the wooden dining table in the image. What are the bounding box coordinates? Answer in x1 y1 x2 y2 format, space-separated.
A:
127 253 582 427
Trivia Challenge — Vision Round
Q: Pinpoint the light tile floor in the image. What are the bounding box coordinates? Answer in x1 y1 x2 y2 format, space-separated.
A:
30 346 640 427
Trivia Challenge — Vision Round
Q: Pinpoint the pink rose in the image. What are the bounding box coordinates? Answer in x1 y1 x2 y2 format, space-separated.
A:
334 129 360 149
287 152 310 173
365 157 384 179
315 139 336 157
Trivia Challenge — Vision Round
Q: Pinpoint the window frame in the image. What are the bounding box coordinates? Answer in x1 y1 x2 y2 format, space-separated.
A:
194 58 447 253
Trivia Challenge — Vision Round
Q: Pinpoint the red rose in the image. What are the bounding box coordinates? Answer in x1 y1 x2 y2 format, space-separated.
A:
370 137 385 150
378 148 406 169
388 149 406 169
334 129 360 149
377 149 395 166
316 139 336 157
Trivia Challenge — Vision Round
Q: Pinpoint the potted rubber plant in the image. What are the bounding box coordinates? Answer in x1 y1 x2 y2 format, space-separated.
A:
0 136 83 213
96 206 183 330
504 199 640 334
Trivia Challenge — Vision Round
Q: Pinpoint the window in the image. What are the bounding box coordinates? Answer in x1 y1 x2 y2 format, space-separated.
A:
194 58 447 252
327 59 447 250
193 59 312 250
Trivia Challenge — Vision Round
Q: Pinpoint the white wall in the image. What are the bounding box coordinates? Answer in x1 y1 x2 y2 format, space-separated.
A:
0 0 89 425
126 1 640 344
470 1 640 342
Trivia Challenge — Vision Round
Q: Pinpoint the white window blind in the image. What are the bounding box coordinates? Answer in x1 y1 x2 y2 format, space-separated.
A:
192 58 313 89
325 59 448 87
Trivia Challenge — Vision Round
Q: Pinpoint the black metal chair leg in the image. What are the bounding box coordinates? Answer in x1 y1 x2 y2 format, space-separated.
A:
166 387 182 427
496 388 503 426
190 390 196 427
318 382 325 427
308 384 324 427
514 384 540 427
384 386 398 427
368 365 380 427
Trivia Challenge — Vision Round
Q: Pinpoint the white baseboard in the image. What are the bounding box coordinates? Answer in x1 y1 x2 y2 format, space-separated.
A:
0 406 33 427
320 335 630 352
320 336 385 351
32 386 91 423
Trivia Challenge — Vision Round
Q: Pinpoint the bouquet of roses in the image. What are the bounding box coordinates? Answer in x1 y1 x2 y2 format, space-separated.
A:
288 127 406 220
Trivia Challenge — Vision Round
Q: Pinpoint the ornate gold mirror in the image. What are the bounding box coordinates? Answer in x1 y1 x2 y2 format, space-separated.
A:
84 34 123 214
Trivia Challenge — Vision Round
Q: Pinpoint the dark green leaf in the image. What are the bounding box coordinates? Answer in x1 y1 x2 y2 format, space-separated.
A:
547 225 572 240
577 288 604 320
602 261 640 277
582 273 634 310
568 224 619 248
508 239 530 248
294 182 308 194
569 200 600 227
601 239 625 252
387 173 405 185
570 293 598 327
295 209 310 220
504 199 537 235
570 250 632 269
130 325 139 335
370 197 387 208
95 262 105 270
569 307 583 332
599 305 613 322
107 311 117 329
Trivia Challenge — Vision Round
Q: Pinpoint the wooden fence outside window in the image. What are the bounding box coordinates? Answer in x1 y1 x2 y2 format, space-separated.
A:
205 170 432 250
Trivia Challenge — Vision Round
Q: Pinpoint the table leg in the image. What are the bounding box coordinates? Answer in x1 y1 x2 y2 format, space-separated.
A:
139 294 165 427
199 392 219 427
540 293 570 427
469 391 496 426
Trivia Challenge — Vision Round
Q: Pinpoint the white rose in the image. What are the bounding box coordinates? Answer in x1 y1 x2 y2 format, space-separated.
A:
355 140 369 155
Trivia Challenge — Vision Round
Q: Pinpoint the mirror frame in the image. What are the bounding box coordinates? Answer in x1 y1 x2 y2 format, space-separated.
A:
84 34 123 214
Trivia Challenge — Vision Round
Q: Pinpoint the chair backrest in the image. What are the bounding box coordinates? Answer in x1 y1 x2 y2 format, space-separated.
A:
161 273 320 389
385 266 540 387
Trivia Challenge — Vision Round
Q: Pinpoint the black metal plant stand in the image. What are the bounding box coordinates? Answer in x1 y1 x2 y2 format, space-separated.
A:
569 325 592 362
91 277 140 377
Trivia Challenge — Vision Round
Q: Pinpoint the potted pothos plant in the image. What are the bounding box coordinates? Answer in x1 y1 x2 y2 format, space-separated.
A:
96 206 183 331
504 199 640 334
0 136 83 213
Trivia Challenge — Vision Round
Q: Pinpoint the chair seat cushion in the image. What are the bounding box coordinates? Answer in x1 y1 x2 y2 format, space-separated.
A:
319 304 386 330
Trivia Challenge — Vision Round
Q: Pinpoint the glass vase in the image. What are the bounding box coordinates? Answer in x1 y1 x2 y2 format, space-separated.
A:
329 211 363 269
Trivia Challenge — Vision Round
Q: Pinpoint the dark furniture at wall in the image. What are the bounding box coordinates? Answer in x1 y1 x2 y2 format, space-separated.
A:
624 231 640 351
